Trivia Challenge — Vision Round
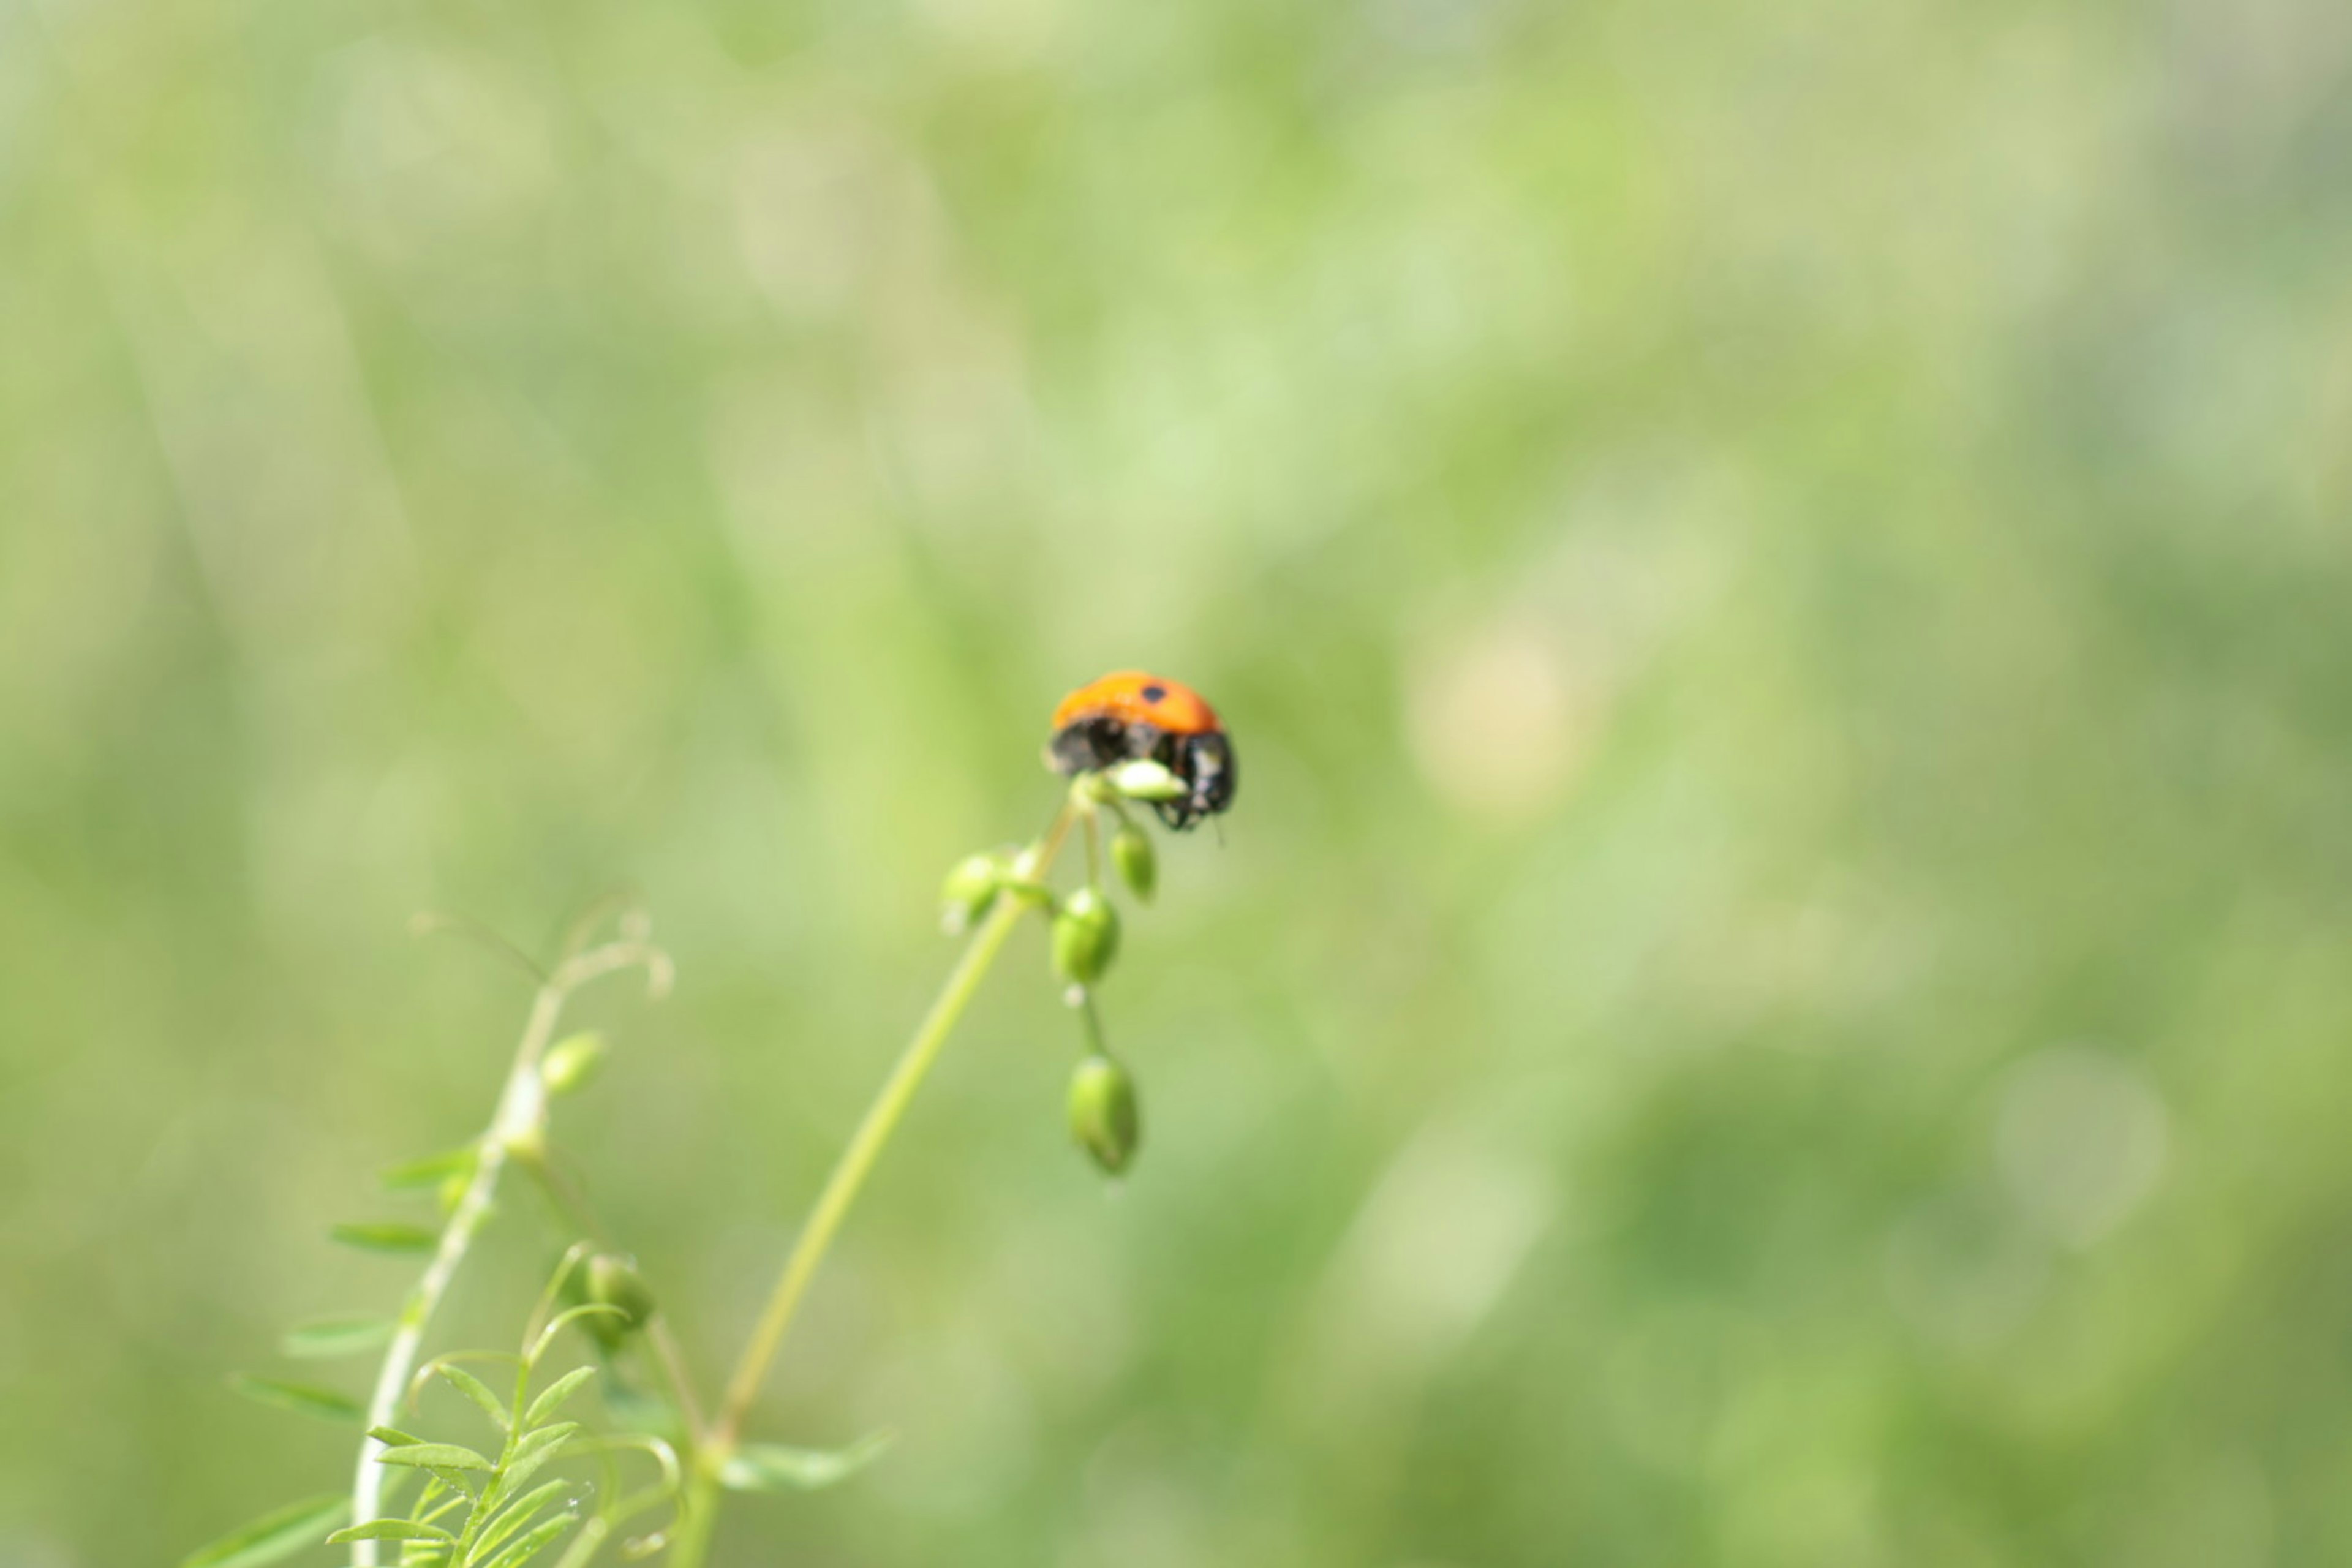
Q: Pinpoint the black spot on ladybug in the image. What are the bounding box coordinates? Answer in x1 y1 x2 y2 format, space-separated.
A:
1141 684 1167 703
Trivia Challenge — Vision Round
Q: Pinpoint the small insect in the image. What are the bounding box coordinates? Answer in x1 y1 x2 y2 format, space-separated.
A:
1048 671 1238 831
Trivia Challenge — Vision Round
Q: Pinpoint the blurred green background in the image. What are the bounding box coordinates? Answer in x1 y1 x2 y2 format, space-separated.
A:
6 0 2352 1562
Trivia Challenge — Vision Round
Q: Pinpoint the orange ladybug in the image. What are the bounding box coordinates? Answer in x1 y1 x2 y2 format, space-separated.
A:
1048 671 1237 831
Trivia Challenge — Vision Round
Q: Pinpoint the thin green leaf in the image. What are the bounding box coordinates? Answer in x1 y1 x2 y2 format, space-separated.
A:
333 1221 441 1254
471 1480 569 1561
282 1314 396 1359
180 1495 349 1568
370 1424 427 1447
380 1147 478 1189
493 1422 581 1496
433 1362 511 1431
718 1431 895 1493
479 1513 577 1568
514 1419 582 1457
228 1374 363 1425
377 1442 496 1473
326 1520 456 1545
522 1365 597 1430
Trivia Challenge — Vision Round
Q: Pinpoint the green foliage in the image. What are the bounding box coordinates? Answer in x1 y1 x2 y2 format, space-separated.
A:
330 1251 682 1568
718 1433 895 1494
379 1150 480 1193
433 1365 513 1433
331 1519 454 1544
179 1496 350 1568
522 1367 598 1428
331 1222 442 1256
282 1316 397 1359
20 0 2352 1559
227 1376 364 1426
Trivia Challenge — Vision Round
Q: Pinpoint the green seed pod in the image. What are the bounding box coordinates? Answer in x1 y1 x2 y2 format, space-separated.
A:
1106 760 1184 802
1052 887 1121 986
1109 823 1157 905
586 1253 657 1334
541 1031 608 1096
1067 1054 1142 1175
940 853 1006 933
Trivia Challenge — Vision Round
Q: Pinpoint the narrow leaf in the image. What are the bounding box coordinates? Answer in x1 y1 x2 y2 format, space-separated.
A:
514 1420 582 1457
479 1513 577 1568
380 1146 478 1189
282 1315 396 1359
332 1221 440 1254
522 1365 597 1429
470 1480 568 1561
180 1495 349 1568
326 1520 456 1545
493 1423 580 1496
434 1362 511 1431
369 1424 427 1448
229 1375 363 1425
377 1442 496 1472
718 1431 894 1493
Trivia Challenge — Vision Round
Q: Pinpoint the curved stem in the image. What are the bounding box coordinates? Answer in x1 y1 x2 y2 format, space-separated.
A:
348 936 669 1565
673 801 1079 1567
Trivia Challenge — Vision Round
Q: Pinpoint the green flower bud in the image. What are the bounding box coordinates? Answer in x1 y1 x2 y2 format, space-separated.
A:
1106 760 1184 802
1109 823 1157 905
541 1031 608 1096
1052 887 1121 986
1067 1054 1142 1175
586 1253 657 1334
940 853 1007 933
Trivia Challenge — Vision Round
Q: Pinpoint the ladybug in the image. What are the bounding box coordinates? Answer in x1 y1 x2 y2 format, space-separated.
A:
1048 671 1237 831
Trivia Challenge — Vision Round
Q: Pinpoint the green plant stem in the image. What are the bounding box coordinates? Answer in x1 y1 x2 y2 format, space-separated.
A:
348 933 669 1567
669 801 1077 1568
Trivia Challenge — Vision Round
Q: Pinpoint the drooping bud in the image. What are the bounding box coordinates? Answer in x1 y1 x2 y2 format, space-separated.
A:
541 1031 608 1096
586 1253 657 1334
1067 1054 1141 1175
940 853 1007 933
1109 824 1157 905
1052 887 1121 986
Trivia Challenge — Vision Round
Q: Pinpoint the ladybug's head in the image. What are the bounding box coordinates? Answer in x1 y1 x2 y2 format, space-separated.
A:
1155 729 1237 831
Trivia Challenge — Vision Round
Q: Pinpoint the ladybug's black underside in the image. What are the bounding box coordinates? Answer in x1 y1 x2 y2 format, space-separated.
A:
1049 716 1237 831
